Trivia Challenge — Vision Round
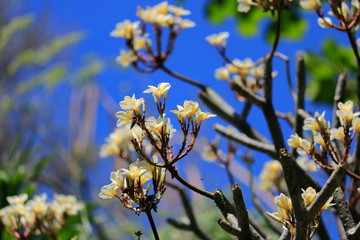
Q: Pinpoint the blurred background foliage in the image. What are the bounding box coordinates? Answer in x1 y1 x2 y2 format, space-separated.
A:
1 0 358 239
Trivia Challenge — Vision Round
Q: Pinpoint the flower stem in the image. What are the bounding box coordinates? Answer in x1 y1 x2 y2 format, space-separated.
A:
146 210 160 240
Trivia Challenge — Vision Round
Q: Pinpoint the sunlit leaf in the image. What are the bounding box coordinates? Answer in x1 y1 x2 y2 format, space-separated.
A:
266 10 307 42
15 64 67 93
0 14 34 52
205 0 238 23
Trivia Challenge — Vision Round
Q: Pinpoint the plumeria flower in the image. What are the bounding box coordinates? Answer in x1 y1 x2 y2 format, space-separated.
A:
317 17 332 28
116 111 134 127
330 127 346 140
259 160 284 191
287 133 305 148
155 14 175 27
297 157 318 172
352 0 360 8
336 100 360 125
171 100 199 121
353 118 360 133
116 50 137 67
168 5 191 16
143 82 171 99
287 134 312 155
301 187 334 211
99 183 119 199
110 170 127 189
267 193 295 235
133 34 152 50
146 117 175 138
250 64 265 79
299 0 321 9
176 18 196 29
110 20 139 39
226 58 254 76
27 194 48 217
205 32 229 47
6 194 28 205
194 110 217 123
314 134 326 151
301 187 317 207
237 0 253 13
54 194 84 215
120 161 148 181
119 94 145 114
214 67 230 80
303 111 327 133
274 193 293 212
321 196 335 211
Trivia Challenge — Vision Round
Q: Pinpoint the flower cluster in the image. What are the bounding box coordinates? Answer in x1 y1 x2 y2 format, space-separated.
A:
114 83 215 164
0 193 83 239
260 158 317 191
205 32 274 98
111 1 194 70
267 188 334 236
288 101 360 165
213 57 265 97
299 0 360 29
101 82 215 212
99 126 143 158
99 159 166 212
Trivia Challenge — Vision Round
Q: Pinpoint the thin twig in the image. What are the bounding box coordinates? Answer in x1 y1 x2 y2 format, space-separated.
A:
146 210 160 240
214 124 277 158
160 65 207 90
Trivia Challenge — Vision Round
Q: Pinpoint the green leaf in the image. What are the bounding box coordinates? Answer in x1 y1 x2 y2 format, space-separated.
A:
29 155 54 181
8 32 82 75
0 14 34 52
305 38 357 103
205 0 238 23
236 8 269 36
15 64 68 93
71 55 104 87
266 10 307 42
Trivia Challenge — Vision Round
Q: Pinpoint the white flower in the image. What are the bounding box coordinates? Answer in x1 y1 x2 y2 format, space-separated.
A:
226 58 254 76
237 0 253 13
206 32 229 47
115 50 137 67
110 20 139 39
119 94 145 114
214 67 230 80
176 18 196 28
299 0 321 9
317 17 332 28
99 183 119 199
110 170 126 189
6 193 28 205
116 111 134 127
143 82 171 98
168 5 191 16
